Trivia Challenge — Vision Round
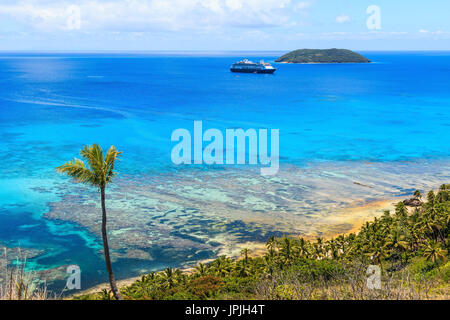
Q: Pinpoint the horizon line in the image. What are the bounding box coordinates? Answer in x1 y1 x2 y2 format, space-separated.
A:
0 49 450 54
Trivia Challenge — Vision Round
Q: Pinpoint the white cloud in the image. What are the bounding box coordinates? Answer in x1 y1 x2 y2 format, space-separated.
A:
294 1 310 11
225 0 242 11
290 31 414 41
419 29 444 35
0 0 294 33
335 14 350 24
0 2 74 31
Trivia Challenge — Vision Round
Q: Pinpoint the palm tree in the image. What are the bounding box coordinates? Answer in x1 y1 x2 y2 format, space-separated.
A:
423 241 447 265
384 228 408 262
427 190 436 206
57 144 123 300
381 210 392 224
163 268 175 288
195 263 207 276
263 255 275 277
174 269 186 285
395 202 408 219
368 243 388 267
240 248 250 265
266 236 276 251
212 256 232 277
327 239 339 259
280 238 293 262
413 189 422 199
298 238 309 258
336 234 347 256
436 190 449 203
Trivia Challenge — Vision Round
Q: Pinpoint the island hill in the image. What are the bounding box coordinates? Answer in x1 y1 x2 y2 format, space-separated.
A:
276 49 370 64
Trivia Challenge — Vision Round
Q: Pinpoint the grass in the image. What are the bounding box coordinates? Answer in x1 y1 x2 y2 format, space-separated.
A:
0 248 50 300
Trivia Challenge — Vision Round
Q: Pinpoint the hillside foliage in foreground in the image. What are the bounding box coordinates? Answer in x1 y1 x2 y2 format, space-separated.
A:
79 185 450 300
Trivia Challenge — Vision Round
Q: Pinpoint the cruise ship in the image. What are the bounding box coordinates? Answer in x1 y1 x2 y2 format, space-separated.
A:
230 59 276 74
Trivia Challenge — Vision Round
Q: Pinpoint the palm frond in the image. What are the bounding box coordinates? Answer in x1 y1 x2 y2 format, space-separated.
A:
57 144 122 187
105 145 122 182
80 144 105 175
56 158 97 186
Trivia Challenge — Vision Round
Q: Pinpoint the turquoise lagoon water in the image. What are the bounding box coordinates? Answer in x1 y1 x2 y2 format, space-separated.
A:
0 51 449 291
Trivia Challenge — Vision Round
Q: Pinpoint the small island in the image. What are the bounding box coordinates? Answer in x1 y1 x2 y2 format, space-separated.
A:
276 48 370 64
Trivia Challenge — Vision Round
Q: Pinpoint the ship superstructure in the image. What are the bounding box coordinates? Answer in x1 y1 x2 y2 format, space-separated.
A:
230 59 276 74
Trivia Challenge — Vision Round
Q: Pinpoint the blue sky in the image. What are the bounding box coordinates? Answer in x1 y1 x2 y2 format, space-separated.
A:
0 0 449 51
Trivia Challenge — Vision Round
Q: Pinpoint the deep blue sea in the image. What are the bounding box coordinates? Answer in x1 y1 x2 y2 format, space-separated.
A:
0 51 449 291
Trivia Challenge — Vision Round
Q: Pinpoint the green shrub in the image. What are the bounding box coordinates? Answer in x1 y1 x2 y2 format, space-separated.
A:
288 259 346 281
409 257 439 281
438 262 450 282
187 275 223 299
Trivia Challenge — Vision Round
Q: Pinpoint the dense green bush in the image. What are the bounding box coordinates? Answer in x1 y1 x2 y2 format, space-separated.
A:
287 259 346 281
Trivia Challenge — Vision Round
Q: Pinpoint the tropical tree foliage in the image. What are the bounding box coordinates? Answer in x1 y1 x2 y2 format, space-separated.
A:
78 186 450 300
58 144 123 300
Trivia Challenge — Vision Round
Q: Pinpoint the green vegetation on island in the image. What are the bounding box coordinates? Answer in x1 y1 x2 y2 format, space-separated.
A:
79 185 450 300
276 49 371 64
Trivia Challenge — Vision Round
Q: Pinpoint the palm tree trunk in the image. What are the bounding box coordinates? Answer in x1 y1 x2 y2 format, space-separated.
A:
100 186 122 300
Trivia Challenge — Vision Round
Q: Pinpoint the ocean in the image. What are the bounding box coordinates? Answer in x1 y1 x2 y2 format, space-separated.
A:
0 51 449 291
